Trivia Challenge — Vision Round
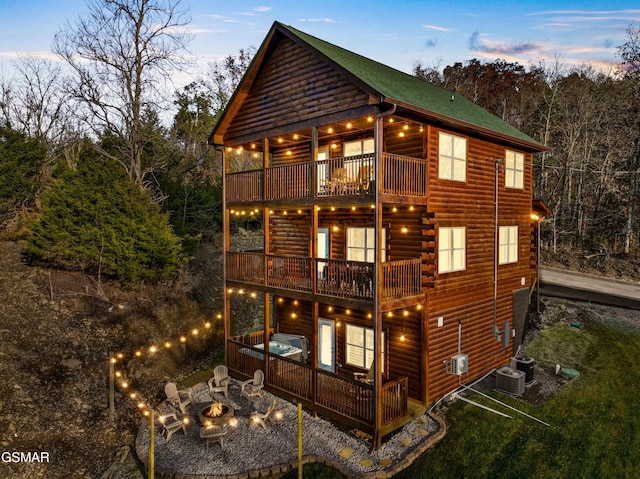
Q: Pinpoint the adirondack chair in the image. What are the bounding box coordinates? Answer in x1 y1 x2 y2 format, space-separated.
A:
251 399 277 430
159 413 186 442
207 365 230 398
240 369 264 399
353 361 374 385
164 382 193 414
199 425 227 451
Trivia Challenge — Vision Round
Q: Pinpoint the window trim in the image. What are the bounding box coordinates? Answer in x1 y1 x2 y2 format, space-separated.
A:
505 150 524 189
499 225 519 265
346 226 386 263
345 323 385 372
438 132 467 182
438 226 466 274
344 138 374 157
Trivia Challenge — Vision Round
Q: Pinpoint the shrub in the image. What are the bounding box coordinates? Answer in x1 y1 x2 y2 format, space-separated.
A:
25 148 183 283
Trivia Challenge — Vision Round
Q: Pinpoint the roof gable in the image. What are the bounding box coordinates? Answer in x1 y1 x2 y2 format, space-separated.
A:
211 22 545 151
280 24 544 150
222 34 370 143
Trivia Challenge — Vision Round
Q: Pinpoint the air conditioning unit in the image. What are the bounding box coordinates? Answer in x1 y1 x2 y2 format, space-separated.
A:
447 353 468 375
512 357 535 384
495 366 525 396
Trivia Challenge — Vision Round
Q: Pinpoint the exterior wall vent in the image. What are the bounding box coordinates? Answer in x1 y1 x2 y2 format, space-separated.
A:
495 366 525 396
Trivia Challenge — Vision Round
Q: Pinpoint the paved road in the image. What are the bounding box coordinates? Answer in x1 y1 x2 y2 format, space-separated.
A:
539 267 640 309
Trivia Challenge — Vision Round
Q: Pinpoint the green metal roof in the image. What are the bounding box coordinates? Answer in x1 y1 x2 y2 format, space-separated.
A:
280 23 544 150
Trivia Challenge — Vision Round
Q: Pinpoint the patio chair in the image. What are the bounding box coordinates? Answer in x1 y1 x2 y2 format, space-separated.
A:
213 364 231 387
251 399 277 430
199 425 227 451
331 167 348 194
159 413 186 442
164 382 193 414
207 375 229 397
356 165 372 193
240 369 264 399
354 361 374 385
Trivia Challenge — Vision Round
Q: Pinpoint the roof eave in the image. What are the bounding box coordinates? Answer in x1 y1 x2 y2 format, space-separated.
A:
389 99 548 152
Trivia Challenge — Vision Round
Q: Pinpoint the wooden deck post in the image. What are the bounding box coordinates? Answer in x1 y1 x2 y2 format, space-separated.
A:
221 146 230 366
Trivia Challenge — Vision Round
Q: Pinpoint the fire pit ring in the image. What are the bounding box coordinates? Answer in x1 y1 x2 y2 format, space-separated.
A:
197 402 235 427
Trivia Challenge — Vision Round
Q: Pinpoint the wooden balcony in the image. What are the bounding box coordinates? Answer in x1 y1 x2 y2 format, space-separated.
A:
225 153 427 203
226 252 422 301
226 338 408 433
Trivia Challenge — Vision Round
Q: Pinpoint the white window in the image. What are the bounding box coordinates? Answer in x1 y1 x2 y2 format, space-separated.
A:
438 132 466 182
505 150 524 189
345 324 384 371
499 226 519 264
344 139 374 182
344 139 374 157
438 227 466 273
347 227 386 263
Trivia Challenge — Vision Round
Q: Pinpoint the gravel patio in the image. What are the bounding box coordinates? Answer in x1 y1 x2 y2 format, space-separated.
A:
135 377 446 478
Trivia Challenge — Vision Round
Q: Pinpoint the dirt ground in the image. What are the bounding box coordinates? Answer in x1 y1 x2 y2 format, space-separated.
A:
0 241 221 479
0 240 638 478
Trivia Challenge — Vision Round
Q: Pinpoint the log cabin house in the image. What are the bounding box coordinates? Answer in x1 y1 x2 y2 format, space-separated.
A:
209 21 549 448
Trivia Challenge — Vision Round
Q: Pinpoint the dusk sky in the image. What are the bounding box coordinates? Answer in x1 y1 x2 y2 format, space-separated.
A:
1 0 639 86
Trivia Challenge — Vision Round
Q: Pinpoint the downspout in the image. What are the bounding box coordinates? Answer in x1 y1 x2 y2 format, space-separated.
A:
493 158 502 339
373 101 396 449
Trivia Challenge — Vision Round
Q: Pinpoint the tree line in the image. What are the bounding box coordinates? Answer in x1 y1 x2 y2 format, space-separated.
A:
0 0 639 285
415 27 640 255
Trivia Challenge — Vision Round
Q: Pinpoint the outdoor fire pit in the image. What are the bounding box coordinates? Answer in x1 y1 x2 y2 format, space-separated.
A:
198 401 235 427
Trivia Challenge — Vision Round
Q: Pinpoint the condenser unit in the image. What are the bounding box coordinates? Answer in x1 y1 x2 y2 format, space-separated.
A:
495 366 525 396
446 353 468 375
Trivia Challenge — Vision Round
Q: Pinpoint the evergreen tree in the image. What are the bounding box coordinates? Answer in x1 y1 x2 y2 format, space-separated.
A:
0 124 46 229
25 145 183 283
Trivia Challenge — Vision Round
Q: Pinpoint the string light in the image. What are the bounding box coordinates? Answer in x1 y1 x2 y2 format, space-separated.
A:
401 310 408 341
109 311 224 422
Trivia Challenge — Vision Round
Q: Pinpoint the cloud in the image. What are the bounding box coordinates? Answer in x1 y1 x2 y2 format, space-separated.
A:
298 18 337 23
236 7 272 16
0 51 61 62
527 9 640 27
528 9 640 18
469 31 540 56
424 25 449 33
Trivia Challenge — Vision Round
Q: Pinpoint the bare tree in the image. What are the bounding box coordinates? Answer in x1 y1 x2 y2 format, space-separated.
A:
0 56 70 144
206 47 256 116
53 0 192 185
618 24 640 253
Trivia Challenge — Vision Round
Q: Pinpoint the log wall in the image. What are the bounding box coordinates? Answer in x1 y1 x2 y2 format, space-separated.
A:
225 36 370 143
423 125 535 402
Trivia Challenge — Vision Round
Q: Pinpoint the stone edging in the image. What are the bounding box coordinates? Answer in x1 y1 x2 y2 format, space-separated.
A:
136 411 448 479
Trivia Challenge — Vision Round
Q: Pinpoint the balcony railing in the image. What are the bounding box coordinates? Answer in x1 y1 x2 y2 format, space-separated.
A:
226 169 262 203
226 251 264 286
381 258 423 302
381 153 427 197
265 162 311 200
316 258 373 300
225 153 427 203
226 253 422 301
267 255 312 292
227 338 407 430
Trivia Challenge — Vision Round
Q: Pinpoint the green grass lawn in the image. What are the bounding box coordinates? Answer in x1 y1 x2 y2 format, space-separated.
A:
286 303 640 478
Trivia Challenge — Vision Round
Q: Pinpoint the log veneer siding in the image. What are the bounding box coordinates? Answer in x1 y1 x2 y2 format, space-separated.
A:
225 36 370 143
